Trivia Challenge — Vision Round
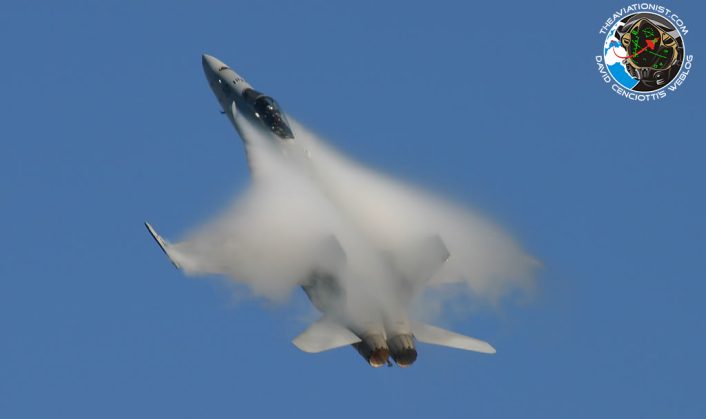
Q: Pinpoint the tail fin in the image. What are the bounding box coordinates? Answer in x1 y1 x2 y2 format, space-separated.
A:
292 318 361 353
412 322 496 354
144 222 181 269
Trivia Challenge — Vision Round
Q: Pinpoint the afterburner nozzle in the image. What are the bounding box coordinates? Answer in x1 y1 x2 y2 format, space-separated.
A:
388 334 417 367
368 348 390 368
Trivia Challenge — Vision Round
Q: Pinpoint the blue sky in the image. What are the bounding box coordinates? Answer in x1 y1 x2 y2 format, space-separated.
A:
1 1 704 418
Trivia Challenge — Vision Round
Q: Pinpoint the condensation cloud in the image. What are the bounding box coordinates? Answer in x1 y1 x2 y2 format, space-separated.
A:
166 113 537 315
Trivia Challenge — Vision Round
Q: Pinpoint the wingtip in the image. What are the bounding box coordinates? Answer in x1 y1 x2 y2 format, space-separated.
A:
144 221 181 269
144 221 156 236
472 340 496 355
291 338 318 354
144 222 164 248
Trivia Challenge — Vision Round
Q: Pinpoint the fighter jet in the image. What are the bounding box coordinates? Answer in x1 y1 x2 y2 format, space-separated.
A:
145 54 498 367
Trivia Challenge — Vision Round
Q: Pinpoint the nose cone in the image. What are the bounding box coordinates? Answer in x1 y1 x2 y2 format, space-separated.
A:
201 54 227 77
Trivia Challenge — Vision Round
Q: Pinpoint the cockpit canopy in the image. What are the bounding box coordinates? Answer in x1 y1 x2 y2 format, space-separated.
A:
243 89 294 139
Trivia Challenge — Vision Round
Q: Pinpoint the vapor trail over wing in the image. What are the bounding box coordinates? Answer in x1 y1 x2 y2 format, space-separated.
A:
287 119 538 296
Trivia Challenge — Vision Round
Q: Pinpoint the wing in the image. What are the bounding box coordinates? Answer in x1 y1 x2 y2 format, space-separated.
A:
292 317 361 353
145 184 349 301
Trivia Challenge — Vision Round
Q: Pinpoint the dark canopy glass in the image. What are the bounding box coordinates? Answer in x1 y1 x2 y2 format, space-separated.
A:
243 89 294 139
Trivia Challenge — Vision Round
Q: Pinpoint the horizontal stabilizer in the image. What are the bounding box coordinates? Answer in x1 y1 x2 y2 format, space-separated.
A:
292 318 361 353
144 222 181 269
412 322 496 354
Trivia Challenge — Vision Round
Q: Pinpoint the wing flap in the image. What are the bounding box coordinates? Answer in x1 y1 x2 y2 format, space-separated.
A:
412 322 496 354
292 318 361 353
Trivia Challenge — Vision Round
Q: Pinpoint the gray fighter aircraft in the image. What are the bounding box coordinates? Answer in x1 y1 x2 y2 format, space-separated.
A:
145 54 496 367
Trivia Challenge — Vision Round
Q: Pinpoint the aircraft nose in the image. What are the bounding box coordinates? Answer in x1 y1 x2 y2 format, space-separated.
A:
201 54 216 73
201 54 227 76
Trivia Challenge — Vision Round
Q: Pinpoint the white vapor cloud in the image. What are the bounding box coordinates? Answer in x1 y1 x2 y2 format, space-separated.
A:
167 113 537 317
